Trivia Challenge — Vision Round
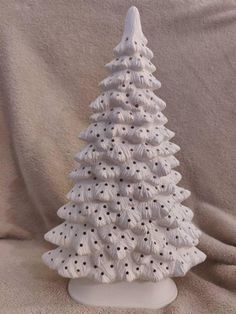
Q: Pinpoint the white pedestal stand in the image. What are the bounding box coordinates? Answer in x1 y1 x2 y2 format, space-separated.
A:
68 278 178 309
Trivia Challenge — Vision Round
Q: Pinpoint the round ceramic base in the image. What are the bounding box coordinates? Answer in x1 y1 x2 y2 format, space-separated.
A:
68 278 178 309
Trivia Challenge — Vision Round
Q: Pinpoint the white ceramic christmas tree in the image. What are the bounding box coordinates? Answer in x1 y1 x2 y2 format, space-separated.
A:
42 6 206 309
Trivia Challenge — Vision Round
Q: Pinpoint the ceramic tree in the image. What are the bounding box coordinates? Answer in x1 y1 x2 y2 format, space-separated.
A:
42 6 206 284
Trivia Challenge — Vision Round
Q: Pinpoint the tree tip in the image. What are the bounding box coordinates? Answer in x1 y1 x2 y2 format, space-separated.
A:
122 6 145 42
127 6 139 14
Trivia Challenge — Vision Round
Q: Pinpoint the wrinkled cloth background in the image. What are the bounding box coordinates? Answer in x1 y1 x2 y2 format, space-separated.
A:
0 0 236 313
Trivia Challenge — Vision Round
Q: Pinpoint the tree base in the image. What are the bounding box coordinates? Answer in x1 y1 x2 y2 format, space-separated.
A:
68 277 178 309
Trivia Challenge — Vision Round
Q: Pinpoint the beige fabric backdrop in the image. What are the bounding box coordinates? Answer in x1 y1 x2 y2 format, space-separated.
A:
0 0 236 313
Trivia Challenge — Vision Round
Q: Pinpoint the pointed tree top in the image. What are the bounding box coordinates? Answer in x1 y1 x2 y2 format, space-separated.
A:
122 6 147 44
